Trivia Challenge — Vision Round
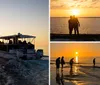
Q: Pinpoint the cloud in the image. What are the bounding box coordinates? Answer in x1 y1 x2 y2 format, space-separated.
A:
51 0 100 9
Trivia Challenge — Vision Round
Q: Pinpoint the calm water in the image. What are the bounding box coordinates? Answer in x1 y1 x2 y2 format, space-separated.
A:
51 17 100 34
51 57 100 66
51 60 100 85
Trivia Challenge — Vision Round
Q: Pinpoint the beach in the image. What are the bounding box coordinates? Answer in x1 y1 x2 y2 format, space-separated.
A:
50 61 100 85
0 58 48 85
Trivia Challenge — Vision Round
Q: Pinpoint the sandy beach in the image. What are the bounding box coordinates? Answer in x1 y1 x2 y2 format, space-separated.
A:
0 58 48 85
50 61 100 85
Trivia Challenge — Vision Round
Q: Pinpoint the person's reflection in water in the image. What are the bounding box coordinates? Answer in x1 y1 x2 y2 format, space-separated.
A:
56 70 65 85
69 67 73 77
61 70 64 85
56 71 61 85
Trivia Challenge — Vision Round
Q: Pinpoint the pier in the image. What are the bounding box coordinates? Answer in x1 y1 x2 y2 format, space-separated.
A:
51 34 100 41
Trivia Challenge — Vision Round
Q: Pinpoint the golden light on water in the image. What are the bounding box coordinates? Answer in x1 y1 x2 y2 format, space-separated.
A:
71 9 80 16
75 52 78 63
76 56 78 63
74 66 78 74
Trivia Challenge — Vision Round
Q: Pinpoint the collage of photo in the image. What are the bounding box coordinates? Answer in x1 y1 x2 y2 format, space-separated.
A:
50 0 100 85
0 0 100 85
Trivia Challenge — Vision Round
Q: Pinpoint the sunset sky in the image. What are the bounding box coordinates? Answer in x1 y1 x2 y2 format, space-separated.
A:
0 0 48 55
51 0 100 17
51 43 100 63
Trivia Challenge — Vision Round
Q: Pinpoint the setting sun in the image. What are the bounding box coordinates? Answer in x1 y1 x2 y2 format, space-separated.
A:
51 0 100 17
76 52 78 55
71 9 80 16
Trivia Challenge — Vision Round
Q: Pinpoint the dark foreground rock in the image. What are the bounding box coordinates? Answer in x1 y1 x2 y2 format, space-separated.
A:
0 59 48 85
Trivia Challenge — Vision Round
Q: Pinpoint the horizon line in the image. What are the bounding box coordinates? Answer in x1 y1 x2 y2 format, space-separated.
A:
51 17 100 18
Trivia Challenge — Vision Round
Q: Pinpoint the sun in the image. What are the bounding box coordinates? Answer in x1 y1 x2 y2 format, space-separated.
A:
71 9 80 16
75 52 78 55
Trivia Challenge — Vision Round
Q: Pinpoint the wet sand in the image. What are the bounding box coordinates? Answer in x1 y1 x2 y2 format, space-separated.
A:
51 63 100 85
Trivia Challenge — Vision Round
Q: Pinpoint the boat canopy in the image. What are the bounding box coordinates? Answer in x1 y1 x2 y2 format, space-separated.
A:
0 33 36 40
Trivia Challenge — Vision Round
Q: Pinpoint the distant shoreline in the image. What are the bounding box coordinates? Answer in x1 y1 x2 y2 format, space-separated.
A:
51 17 100 18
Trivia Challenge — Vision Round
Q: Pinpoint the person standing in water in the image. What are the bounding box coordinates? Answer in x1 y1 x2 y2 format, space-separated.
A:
69 58 74 69
61 56 65 70
69 58 74 76
56 57 60 71
93 58 96 68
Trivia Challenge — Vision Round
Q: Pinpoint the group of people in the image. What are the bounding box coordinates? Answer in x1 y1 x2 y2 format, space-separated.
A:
56 57 96 71
55 57 96 85
68 15 80 35
56 56 65 71
56 57 74 71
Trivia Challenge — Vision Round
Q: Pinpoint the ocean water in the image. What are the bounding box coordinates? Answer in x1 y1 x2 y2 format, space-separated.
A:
51 17 100 34
50 60 100 85
51 56 100 67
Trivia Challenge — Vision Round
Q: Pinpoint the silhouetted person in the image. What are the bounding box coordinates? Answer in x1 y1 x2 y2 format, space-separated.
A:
9 40 12 44
23 40 27 44
93 58 96 68
61 56 65 70
56 57 60 71
68 16 74 35
73 15 80 35
69 58 74 69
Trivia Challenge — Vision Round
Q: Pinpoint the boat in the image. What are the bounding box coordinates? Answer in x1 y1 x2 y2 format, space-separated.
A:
0 33 43 60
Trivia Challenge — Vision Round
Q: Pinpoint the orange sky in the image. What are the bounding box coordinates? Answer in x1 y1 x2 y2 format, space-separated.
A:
51 0 100 17
51 43 100 62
